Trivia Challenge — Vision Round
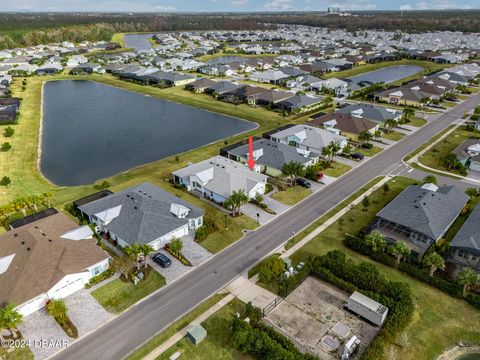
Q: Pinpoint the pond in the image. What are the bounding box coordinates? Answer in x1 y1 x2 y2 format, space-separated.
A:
459 354 480 360
40 81 257 186
347 65 424 84
206 56 261 65
124 33 156 51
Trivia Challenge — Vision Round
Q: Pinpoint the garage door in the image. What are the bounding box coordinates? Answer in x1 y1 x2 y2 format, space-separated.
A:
16 295 46 316
171 226 188 239
52 278 85 299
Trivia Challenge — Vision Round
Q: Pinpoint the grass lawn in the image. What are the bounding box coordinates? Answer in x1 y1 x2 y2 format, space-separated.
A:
408 116 428 127
382 130 405 141
442 101 457 108
324 59 448 81
322 161 352 178
356 145 383 157
290 176 480 360
111 33 125 47
404 125 455 162
419 125 480 175
91 270 166 313
158 298 252 360
270 185 312 205
126 293 226 360
0 346 34 360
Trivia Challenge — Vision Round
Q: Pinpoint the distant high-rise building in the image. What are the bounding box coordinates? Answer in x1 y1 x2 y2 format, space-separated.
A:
327 6 341 14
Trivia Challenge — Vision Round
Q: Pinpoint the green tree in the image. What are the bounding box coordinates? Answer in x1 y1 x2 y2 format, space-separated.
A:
168 238 183 253
258 257 286 284
443 153 460 170
389 241 410 266
364 231 387 253
342 143 352 156
362 196 370 208
383 183 390 194
224 189 249 216
0 304 23 337
423 175 438 185
384 119 397 133
423 252 445 277
465 187 480 198
281 161 305 186
114 255 135 279
46 299 68 324
358 131 372 145
458 267 479 297
403 107 415 122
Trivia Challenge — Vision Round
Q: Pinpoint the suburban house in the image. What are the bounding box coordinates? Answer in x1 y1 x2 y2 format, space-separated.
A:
336 103 402 127
372 184 469 257
78 182 204 250
185 78 217 93
309 78 349 96
250 70 290 84
448 204 480 276
0 97 20 124
0 211 110 316
70 62 104 75
172 156 267 202
225 138 319 177
247 89 295 107
35 62 63 75
268 124 347 155
220 85 270 104
143 71 197 87
453 139 480 173
308 113 379 139
276 94 325 113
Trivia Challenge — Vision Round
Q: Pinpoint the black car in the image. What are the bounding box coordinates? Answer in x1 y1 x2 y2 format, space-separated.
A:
351 153 365 161
152 253 172 268
297 178 311 188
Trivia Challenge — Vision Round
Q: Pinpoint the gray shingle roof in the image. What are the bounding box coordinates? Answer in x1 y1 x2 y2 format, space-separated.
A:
376 185 469 240
451 204 480 256
336 103 402 123
78 182 204 246
227 138 318 171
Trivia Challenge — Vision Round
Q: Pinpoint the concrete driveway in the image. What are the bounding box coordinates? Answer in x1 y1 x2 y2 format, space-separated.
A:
148 250 190 284
19 309 70 360
65 289 113 336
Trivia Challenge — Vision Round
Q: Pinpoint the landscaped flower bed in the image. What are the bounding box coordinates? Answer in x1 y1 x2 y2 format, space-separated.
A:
46 299 78 338
164 244 192 266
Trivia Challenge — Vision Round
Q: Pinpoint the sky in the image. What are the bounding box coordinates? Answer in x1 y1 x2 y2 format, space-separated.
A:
0 0 478 12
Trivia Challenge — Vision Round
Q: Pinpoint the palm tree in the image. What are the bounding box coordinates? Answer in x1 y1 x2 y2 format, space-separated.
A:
358 131 372 145
443 153 459 170
384 119 397 133
321 146 333 163
124 243 143 270
0 304 23 338
229 190 249 216
13 197 28 216
364 231 387 253
41 192 53 208
139 244 155 268
423 252 445 277
403 107 415 122
458 267 480 297
423 175 438 185
389 241 410 266
281 161 305 186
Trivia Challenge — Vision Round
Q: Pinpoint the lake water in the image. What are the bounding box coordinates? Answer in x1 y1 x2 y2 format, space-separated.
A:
40 81 256 186
124 33 156 51
459 354 480 360
347 65 424 84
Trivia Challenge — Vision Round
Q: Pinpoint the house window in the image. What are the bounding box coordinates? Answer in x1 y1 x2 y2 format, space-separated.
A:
92 264 103 276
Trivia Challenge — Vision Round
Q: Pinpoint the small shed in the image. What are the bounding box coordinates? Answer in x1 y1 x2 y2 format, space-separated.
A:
346 291 388 327
186 325 207 345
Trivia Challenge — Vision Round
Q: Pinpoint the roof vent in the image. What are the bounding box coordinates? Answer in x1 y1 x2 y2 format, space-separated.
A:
26 247 31 251
48 239 52 243
21 241 25 245
14 233 18 237
134 206 138 210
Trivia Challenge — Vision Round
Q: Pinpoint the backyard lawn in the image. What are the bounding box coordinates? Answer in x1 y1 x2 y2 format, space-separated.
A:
322 161 352 178
419 125 480 175
158 299 251 360
126 293 227 360
290 176 480 360
270 185 312 205
91 270 166 313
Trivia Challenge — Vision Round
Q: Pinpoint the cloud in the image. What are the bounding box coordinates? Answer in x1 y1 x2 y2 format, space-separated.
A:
400 4 413 10
154 4 176 12
328 1 377 11
263 0 294 11
230 0 248 6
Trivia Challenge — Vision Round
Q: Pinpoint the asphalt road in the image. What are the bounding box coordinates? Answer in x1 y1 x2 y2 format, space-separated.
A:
51 95 480 360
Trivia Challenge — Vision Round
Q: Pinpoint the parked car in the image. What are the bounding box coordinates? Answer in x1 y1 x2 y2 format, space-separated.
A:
351 153 365 161
297 178 311 188
152 252 172 268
